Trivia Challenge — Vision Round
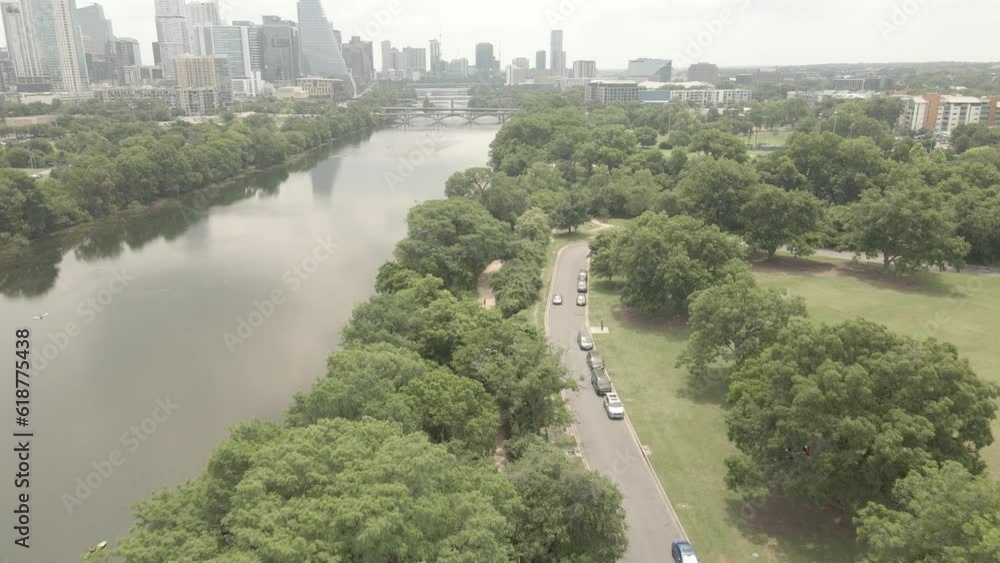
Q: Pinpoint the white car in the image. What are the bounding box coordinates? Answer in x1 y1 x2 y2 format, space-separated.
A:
552 294 563 305
603 393 625 419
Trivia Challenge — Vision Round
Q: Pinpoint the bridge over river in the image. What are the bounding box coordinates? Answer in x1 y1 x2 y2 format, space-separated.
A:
375 106 519 126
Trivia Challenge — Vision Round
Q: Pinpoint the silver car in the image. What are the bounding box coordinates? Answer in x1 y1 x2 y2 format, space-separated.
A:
577 280 588 293
552 294 563 305
576 294 587 307
577 331 594 351
604 393 625 419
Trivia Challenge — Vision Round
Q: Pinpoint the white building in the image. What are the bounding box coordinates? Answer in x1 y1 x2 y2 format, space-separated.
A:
670 89 753 106
572 60 597 79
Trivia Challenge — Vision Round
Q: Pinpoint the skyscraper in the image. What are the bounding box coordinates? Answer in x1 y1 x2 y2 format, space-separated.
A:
429 38 441 73
402 47 426 72
77 3 115 83
475 42 494 73
535 50 546 71
192 25 252 79
232 20 262 73
13 0 90 92
1 1 48 87
76 4 114 56
186 0 220 26
260 16 299 83
296 0 349 79
380 40 392 72
155 0 190 79
342 36 373 89
550 30 563 76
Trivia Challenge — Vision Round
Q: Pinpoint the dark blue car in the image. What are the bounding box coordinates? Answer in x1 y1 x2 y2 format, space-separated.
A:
671 540 699 563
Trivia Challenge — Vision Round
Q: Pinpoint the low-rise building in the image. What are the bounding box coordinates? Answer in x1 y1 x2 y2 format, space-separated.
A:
832 76 866 91
296 77 342 98
669 88 752 106
92 85 178 108
787 90 878 104
584 80 639 106
687 62 719 84
896 94 999 134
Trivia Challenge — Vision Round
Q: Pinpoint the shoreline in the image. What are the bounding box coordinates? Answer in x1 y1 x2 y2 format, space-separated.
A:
0 126 377 260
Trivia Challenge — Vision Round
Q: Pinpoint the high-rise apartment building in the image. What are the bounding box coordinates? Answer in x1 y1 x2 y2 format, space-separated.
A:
155 0 190 79
26 0 90 92
572 60 596 79
429 39 441 73
186 0 220 26
1 1 48 87
296 0 349 79
402 47 426 72
550 30 564 76
260 16 299 83
175 53 231 112
475 42 494 73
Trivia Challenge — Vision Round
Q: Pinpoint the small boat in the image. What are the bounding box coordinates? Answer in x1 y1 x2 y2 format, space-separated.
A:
33 312 48 320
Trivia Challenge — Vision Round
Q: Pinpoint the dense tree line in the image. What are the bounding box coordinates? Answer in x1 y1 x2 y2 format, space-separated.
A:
111 184 628 562
483 95 1000 269
0 92 410 250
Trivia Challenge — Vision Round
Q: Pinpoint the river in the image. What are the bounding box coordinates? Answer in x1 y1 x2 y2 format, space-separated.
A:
0 123 499 562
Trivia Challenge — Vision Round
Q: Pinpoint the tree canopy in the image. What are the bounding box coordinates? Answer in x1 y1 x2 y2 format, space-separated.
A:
725 319 998 511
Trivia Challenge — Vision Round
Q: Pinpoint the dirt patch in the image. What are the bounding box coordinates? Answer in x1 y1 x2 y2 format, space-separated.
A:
477 260 504 309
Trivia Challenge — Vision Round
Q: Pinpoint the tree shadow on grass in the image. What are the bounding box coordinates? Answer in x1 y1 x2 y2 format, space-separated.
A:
753 255 957 297
677 366 733 406
834 263 955 296
724 494 860 563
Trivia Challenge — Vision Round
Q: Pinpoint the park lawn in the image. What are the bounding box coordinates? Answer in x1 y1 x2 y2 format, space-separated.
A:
588 256 1000 562
750 130 793 147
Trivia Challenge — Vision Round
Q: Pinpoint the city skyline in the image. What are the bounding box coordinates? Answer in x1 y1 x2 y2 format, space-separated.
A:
1 0 996 73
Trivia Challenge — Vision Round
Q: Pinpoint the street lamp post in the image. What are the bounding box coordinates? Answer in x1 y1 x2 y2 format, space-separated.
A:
833 111 839 136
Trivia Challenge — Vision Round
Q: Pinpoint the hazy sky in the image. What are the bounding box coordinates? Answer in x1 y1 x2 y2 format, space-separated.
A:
16 0 1000 71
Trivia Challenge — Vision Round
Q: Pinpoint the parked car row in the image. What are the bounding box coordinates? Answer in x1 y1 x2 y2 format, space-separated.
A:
564 266 700 561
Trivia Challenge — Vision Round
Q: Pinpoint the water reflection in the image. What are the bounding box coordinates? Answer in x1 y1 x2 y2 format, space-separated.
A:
0 138 358 298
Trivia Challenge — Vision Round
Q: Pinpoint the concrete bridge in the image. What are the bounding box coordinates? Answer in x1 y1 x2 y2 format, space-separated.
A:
375 107 518 126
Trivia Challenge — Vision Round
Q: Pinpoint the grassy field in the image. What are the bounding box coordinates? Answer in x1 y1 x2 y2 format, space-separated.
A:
587 255 1000 562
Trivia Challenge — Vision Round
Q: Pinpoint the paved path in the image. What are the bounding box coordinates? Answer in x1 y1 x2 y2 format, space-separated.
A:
804 248 1000 277
546 242 686 562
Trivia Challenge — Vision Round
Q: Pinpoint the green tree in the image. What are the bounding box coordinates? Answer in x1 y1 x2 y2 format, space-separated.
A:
687 128 749 163
725 319 999 511
452 318 571 439
395 198 512 291
855 461 1000 563
597 212 749 314
116 419 519 562
675 157 762 233
513 207 551 244
552 188 590 233
842 181 970 272
634 126 659 147
679 277 806 386
508 441 628 563
741 185 825 258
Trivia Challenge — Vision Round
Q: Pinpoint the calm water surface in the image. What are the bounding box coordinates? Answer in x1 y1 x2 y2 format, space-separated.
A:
0 125 499 562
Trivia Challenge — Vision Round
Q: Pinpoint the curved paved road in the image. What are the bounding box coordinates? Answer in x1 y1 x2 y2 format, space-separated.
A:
546 242 687 562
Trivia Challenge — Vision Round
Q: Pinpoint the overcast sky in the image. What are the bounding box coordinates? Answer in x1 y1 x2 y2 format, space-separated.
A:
12 0 998 71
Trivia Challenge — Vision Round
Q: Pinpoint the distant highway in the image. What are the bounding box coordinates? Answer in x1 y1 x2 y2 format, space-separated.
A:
545 242 687 562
